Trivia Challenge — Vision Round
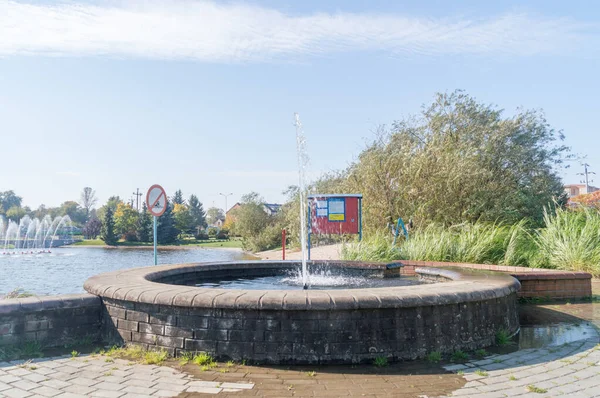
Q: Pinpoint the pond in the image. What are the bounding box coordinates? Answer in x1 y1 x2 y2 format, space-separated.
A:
0 247 250 295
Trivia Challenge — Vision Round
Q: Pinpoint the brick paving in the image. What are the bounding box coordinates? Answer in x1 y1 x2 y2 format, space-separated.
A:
1 293 600 397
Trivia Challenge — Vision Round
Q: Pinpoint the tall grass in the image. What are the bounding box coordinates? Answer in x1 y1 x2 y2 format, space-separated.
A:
342 208 600 276
534 207 600 274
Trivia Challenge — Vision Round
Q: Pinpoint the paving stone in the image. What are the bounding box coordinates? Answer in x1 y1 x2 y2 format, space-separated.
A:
68 378 100 388
11 381 40 392
0 373 21 384
91 382 125 392
29 386 62 397
121 386 157 395
219 382 254 390
145 383 185 392
40 379 70 390
89 391 126 398
0 382 12 392
151 390 180 397
62 384 98 395
185 386 222 394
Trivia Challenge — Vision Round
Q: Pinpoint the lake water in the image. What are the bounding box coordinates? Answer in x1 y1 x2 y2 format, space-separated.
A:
0 247 249 295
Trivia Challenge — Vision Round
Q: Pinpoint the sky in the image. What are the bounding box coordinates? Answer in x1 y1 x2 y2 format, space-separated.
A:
1 0 599 212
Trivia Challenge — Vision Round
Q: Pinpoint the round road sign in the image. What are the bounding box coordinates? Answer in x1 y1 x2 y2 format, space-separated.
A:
146 184 167 217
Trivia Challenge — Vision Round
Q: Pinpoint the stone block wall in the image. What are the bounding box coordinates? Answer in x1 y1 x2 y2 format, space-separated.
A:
395 261 593 299
102 294 519 364
0 294 102 349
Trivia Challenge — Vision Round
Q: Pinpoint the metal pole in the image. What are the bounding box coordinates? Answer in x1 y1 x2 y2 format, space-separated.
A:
153 216 158 265
358 197 363 241
282 229 286 260
307 202 311 261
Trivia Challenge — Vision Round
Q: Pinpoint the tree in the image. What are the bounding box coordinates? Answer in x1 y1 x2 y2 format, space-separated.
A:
172 190 185 205
96 196 122 222
5 206 26 222
343 90 569 229
136 202 153 243
157 202 179 244
80 187 98 220
114 202 139 239
206 207 225 225
0 191 22 215
173 203 193 236
100 206 118 245
83 218 102 239
59 201 87 226
188 195 207 231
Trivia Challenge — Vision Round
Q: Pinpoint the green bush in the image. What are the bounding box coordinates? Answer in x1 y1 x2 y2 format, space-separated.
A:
216 229 230 240
207 227 218 238
195 233 209 241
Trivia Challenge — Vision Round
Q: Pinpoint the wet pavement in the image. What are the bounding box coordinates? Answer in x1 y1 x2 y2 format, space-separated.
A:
1 285 600 397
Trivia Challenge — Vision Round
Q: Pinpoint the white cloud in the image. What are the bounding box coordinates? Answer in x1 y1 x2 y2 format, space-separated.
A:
0 1 596 62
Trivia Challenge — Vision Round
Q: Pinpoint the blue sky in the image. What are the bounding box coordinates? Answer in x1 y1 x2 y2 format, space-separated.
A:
1 0 599 211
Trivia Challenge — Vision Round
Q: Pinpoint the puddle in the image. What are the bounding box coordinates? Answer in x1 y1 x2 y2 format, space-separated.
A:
517 322 599 349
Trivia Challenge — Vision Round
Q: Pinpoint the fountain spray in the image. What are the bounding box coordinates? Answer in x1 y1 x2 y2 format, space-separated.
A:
294 113 309 290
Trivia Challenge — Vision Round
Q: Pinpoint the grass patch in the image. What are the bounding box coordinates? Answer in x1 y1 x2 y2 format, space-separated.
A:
306 371 317 377
451 350 469 362
426 351 442 363
1 288 34 300
527 385 548 394
509 375 517 381
72 239 105 246
192 352 215 366
373 356 388 367
474 369 488 377
496 329 511 346
143 350 168 365
474 349 488 358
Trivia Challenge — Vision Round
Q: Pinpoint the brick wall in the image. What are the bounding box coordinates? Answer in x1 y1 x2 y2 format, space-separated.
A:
394 261 593 299
0 294 102 349
101 294 519 365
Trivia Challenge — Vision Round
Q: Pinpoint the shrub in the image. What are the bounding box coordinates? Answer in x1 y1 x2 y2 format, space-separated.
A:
207 227 218 238
124 231 137 242
195 233 210 241
216 229 229 240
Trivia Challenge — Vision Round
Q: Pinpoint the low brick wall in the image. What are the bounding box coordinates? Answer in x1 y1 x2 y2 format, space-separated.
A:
0 294 102 349
394 260 593 299
85 261 521 364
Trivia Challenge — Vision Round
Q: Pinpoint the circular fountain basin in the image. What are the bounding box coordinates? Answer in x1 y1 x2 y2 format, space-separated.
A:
84 260 520 364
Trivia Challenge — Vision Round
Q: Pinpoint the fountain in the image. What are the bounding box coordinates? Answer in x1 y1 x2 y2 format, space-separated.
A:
1 215 74 254
294 113 309 289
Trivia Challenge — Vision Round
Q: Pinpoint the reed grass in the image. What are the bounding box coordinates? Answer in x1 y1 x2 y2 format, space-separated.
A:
341 207 600 276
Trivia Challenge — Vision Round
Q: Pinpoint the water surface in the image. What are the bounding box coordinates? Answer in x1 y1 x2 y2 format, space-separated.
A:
0 247 247 295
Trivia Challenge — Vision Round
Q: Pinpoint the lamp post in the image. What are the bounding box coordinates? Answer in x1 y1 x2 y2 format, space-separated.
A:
219 193 233 220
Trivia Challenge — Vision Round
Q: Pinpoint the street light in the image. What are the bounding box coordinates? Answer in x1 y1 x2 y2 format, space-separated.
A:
219 193 233 219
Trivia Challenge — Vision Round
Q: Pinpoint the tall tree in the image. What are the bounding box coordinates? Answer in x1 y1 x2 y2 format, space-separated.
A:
79 187 98 220
114 202 139 238
157 202 179 244
173 203 193 236
0 191 22 215
206 207 225 225
172 190 185 205
83 218 102 239
100 206 117 246
188 195 207 231
5 206 26 222
136 202 152 243
344 90 570 229
59 201 87 226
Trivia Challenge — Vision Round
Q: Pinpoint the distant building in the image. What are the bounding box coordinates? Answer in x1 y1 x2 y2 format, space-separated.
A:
262 203 282 216
564 184 599 198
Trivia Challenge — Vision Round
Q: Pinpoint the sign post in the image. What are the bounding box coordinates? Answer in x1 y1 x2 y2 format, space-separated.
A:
146 184 167 265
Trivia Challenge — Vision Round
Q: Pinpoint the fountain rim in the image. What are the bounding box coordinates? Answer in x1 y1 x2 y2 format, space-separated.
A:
83 260 520 310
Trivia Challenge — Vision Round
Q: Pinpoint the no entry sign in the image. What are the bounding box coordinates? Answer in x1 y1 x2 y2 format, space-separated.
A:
147 184 167 217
